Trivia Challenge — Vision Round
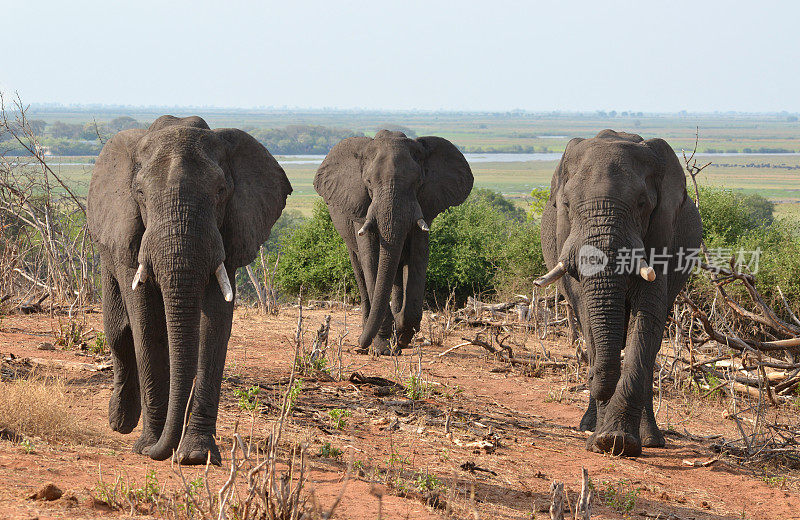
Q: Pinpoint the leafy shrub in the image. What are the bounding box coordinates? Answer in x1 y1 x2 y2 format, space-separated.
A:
274 200 355 298
427 190 544 301
527 186 551 220
727 219 800 306
469 187 526 222
687 187 800 317
693 186 774 244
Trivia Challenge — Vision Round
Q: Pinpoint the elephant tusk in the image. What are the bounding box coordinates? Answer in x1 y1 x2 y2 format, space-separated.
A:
131 263 147 291
357 219 376 237
534 261 566 288
638 258 656 282
417 218 429 232
215 263 234 302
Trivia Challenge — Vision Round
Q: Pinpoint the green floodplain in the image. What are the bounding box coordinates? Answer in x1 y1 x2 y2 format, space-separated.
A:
18 108 800 219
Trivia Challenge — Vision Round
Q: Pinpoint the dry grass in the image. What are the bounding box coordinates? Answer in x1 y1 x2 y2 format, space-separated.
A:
0 372 86 444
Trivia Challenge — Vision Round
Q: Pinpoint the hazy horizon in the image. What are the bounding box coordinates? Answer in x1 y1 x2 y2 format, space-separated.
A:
20 103 800 116
3 1 799 112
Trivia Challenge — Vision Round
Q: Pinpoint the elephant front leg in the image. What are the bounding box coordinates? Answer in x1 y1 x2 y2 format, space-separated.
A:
101 262 141 434
372 264 405 356
588 306 666 457
579 396 597 432
118 265 170 455
174 266 234 465
393 228 428 348
370 311 396 356
639 372 665 447
347 249 371 329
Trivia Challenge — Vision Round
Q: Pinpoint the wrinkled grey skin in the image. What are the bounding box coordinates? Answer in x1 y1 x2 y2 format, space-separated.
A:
314 130 473 354
87 116 291 464
541 130 702 456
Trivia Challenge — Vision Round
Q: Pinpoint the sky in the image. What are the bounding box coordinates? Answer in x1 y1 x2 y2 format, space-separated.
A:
2 1 798 112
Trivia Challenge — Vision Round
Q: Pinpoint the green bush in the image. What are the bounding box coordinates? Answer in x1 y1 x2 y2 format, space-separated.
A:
687 187 800 316
427 190 544 301
527 186 550 221
693 186 774 244
721 219 800 307
273 200 355 298
469 187 526 222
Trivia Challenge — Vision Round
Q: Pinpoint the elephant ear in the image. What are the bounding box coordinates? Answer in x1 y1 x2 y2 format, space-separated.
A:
87 129 147 268
415 136 474 222
549 137 584 205
313 137 372 219
643 138 688 248
215 129 292 268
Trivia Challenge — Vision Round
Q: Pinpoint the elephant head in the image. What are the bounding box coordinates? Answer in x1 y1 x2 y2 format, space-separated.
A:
536 129 687 401
314 130 472 349
88 115 291 455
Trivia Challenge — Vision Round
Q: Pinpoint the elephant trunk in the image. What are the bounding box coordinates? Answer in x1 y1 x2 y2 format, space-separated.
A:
358 195 413 349
157 272 204 456
584 273 627 401
579 201 631 402
141 196 225 459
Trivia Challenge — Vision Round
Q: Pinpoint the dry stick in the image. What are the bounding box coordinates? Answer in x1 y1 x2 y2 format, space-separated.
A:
549 481 565 520
574 468 592 520
437 341 474 358
217 430 241 520
700 379 728 399
246 264 267 313
777 285 800 328
176 377 198 458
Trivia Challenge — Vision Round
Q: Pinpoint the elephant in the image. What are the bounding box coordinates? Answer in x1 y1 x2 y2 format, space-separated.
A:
314 130 473 354
536 129 702 457
87 115 291 464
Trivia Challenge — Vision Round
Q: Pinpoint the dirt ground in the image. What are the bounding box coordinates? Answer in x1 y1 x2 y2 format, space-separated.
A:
1 304 798 520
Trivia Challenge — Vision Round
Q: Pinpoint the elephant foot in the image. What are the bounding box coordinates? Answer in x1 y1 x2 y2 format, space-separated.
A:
370 336 399 356
587 430 642 457
142 436 177 461
108 388 141 435
132 430 160 455
640 419 665 448
578 406 597 432
175 432 221 466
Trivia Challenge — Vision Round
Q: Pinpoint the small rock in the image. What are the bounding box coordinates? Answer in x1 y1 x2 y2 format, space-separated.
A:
37 343 55 351
29 483 62 501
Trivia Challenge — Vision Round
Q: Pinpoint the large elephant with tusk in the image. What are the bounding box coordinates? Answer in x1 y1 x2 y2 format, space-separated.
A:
536 130 702 457
314 130 473 354
87 115 291 464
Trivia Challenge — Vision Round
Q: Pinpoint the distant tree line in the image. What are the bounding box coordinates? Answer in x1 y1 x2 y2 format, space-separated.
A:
1 117 372 156
703 147 794 154
461 144 554 153
0 116 146 156
248 125 365 155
